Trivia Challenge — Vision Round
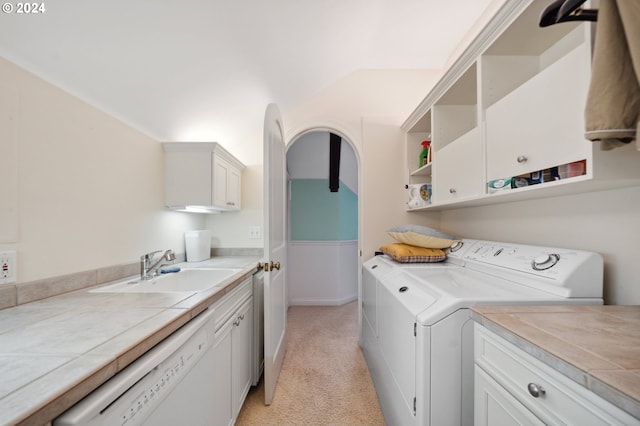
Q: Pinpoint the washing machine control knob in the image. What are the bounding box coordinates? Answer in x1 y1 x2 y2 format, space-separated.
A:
450 241 463 252
531 253 560 270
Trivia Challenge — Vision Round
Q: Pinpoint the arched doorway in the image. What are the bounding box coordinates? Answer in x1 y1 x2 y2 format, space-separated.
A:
286 130 359 306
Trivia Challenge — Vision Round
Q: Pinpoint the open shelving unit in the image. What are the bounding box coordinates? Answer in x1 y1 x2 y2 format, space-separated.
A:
403 0 640 212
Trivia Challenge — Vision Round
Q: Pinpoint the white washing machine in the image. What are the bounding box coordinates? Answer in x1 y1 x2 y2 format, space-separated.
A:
361 239 603 426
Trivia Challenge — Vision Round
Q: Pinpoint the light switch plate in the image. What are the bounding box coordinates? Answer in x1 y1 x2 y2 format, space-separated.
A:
248 226 261 239
0 250 17 284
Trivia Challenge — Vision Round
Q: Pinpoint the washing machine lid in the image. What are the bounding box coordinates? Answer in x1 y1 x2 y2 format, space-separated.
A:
410 267 585 325
378 270 438 317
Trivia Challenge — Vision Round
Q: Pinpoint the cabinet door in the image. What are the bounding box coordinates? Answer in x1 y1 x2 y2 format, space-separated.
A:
485 44 591 181
226 166 241 210
213 154 230 208
232 297 254 420
433 127 484 203
213 154 241 210
475 367 545 426
213 320 233 426
165 150 213 207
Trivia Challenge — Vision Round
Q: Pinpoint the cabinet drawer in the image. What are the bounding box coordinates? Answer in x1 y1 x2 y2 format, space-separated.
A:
474 325 639 425
212 277 252 331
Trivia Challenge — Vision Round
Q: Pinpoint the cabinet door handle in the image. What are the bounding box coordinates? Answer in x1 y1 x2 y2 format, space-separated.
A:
239 314 245 321
517 155 528 163
527 382 545 398
449 188 456 194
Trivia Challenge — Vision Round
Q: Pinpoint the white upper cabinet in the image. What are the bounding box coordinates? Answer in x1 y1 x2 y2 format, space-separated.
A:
481 5 595 182
403 0 640 211
163 142 245 213
431 63 484 204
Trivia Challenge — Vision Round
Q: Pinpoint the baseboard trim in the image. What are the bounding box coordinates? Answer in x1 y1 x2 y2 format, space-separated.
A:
289 294 357 306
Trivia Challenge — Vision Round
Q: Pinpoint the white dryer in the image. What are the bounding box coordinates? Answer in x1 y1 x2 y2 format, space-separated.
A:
361 239 603 426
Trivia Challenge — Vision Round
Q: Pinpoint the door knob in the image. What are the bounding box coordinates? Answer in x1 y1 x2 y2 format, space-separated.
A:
270 261 281 271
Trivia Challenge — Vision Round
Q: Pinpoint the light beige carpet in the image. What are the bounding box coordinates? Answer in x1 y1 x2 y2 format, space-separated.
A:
236 301 385 425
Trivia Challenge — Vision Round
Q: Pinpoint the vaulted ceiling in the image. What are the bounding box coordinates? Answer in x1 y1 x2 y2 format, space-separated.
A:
0 0 492 142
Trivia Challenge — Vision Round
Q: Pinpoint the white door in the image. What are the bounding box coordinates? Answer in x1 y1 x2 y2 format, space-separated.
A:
262 103 287 405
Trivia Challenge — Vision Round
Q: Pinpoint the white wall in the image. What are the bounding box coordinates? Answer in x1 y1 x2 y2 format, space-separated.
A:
440 186 640 305
0 58 203 283
288 241 358 305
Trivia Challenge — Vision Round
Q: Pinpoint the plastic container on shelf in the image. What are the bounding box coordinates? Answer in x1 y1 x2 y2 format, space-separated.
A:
419 140 431 167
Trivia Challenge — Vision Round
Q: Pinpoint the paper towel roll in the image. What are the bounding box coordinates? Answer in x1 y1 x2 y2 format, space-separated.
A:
185 230 211 262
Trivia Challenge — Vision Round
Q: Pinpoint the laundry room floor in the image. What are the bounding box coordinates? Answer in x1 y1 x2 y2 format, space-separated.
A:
236 301 385 425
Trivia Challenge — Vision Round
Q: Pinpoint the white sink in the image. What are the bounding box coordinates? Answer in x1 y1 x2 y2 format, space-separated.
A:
91 268 242 294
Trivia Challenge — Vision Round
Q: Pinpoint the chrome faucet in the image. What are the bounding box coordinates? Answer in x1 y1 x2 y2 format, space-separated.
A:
140 249 176 280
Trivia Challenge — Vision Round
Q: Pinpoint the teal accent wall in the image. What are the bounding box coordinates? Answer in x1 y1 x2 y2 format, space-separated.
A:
290 179 358 241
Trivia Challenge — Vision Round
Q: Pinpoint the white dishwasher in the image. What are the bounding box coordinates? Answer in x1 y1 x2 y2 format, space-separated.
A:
54 308 218 426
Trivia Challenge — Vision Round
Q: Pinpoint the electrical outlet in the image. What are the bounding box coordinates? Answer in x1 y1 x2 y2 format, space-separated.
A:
0 250 17 284
248 226 261 239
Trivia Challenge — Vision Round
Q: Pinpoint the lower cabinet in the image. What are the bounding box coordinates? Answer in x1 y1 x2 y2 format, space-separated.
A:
210 277 254 426
212 316 233 426
474 324 639 426
232 298 253 419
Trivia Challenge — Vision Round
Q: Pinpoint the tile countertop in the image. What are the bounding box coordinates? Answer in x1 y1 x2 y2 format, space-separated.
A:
472 305 640 420
0 256 260 426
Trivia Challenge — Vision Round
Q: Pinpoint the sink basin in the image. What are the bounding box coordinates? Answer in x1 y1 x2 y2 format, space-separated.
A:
91 268 242 294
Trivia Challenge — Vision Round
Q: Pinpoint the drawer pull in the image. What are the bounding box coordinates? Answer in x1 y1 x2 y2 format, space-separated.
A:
449 188 456 194
517 155 528 163
527 382 546 398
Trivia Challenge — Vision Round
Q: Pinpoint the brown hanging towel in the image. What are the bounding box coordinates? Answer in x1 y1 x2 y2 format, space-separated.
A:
585 0 640 150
